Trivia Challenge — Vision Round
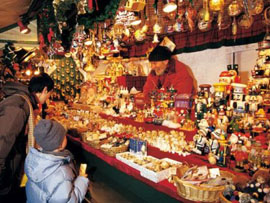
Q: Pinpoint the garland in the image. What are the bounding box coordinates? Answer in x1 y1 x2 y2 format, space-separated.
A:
38 1 60 46
38 0 121 51
54 0 77 23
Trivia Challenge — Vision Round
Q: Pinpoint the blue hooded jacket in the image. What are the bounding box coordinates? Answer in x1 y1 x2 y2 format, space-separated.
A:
25 147 89 203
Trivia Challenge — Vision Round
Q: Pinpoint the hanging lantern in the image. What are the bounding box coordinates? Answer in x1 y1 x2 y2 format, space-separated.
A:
209 0 224 12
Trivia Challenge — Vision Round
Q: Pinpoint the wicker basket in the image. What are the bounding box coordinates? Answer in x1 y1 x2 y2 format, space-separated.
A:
101 145 128 157
87 140 102 149
174 171 235 202
219 192 232 203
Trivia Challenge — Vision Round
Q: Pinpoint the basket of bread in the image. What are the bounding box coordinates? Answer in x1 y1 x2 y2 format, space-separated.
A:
173 165 235 202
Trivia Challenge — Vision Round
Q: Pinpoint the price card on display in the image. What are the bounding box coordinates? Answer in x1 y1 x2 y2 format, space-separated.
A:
209 168 220 178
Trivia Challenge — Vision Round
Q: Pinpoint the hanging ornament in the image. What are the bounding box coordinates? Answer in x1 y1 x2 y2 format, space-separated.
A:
77 0 87 15
232 16 237 38
238 13 253 29
228 0 242 17
153 21 162 34
209 0 224 12
84 58 96 72
198 0 212 32
152 33 159 43
185 4 197 32
88 0 99 11
217 10 231 30
241 0 264 16
264 7 270 25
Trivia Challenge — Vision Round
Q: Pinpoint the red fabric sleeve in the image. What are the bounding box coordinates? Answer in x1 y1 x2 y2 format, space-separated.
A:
143 73 158 99
165 60 195 95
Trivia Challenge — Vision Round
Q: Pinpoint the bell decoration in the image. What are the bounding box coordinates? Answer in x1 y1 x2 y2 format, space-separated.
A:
152 33 159 43
153 21 162 34
84 61 95 72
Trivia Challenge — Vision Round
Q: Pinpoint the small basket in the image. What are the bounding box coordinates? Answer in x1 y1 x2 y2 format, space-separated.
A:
101 145 128 157
87 140 102 149
219 192 232 203
174 171 235 202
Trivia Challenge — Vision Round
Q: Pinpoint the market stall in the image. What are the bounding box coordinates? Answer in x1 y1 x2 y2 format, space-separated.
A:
2 0 270 202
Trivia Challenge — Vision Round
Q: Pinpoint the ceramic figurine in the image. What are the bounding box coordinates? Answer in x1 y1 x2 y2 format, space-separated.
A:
233 140 249 171
195 91 208 126
192 128 209 155
212 83 227 110
215 105 229 132
209 132 220 156
245 90 263 115
230 83 247 116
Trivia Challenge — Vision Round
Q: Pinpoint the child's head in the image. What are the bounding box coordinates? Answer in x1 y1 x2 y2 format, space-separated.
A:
34 119 67 152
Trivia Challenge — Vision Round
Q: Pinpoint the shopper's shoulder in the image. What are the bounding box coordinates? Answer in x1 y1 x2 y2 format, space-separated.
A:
1 94 28 106
57 164 76 180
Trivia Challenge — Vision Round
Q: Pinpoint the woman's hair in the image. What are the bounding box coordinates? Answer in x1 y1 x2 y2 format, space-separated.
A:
28 72 54 93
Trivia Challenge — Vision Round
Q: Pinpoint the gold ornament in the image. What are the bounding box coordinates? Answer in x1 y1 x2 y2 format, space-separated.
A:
209 0 224 12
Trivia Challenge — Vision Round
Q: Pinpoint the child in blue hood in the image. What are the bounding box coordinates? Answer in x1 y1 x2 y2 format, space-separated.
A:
24 119 89 203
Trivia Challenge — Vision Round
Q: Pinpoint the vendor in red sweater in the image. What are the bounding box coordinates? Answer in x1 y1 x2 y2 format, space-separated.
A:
143 45 196 100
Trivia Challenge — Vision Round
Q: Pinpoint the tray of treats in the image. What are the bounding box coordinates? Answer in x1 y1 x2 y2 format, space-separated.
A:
140 158 182 183
116 152 159 171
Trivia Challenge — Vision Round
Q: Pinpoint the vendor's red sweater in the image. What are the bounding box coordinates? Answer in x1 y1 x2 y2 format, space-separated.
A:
143 58 195 99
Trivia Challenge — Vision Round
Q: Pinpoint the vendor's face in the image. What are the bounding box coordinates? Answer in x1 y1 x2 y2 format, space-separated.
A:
150 60 169 76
